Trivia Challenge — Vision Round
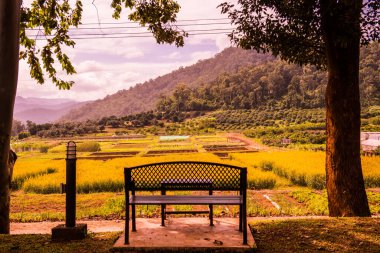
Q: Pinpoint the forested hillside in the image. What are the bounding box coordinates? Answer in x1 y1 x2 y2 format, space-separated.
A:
61 48 273 121
157 43 380 112
62 43 379 121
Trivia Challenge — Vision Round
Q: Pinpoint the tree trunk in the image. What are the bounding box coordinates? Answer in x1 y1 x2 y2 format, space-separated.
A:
321 0 371 216
0 0 22 234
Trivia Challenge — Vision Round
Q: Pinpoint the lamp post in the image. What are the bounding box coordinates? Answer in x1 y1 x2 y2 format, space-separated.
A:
52 141 87 241
66 141 76 227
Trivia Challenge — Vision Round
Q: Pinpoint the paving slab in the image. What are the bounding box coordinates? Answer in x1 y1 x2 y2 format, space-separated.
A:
113 218 256 253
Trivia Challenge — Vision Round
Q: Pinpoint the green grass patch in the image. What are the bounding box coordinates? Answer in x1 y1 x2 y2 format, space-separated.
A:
367 191 380 214
77 142 101 152
289 190 329 215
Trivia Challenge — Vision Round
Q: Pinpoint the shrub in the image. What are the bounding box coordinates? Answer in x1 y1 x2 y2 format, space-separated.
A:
260 161 274 171
77 142 101 152
18 132 30 140
39 146 49 153
247 178 276 190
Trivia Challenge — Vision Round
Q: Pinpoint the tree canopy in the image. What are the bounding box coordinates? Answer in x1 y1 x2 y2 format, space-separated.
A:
220 0 379 217
19 0 187 89
219 0 379 67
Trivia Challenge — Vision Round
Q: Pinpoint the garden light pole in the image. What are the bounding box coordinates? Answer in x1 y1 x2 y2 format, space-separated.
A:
66 141 76 227
51 141 87 241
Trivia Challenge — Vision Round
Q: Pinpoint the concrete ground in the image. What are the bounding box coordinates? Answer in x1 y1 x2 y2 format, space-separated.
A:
113 218 255 253
10 216 328 235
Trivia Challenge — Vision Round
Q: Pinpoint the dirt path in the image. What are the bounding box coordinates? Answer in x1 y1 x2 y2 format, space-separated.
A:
226 133 269 151
10 217 328 235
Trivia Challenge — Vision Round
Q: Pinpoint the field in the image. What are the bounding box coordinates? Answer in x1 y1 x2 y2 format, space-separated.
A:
231 151 380 189
10 133 380 221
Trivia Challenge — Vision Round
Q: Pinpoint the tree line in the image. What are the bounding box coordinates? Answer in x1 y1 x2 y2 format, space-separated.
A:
157 43 379 113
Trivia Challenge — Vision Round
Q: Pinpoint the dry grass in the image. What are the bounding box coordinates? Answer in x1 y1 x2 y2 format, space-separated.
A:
251 218 380 253
0 232 121 253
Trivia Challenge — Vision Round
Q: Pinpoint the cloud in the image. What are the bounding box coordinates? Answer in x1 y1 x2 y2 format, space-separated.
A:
17 0 236 101
167 52 181 59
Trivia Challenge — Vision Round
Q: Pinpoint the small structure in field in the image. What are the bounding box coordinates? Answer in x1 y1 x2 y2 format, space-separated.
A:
159 135 189 142
361 132 380 156
281 138 291 145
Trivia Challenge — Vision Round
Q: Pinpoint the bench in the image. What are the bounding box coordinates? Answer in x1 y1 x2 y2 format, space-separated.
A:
124 161 248 245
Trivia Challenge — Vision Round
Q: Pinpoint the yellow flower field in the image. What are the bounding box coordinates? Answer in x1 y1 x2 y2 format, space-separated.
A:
19 153 231 193
231 151 380 189
13 136 379 193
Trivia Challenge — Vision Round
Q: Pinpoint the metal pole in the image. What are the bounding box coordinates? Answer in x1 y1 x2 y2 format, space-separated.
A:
66 158 76 227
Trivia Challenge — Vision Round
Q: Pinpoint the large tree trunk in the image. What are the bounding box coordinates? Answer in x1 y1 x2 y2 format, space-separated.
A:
321 0 371 216
0 0 22 234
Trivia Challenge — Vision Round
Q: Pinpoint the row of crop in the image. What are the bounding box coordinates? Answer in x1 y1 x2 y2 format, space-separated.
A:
231 151 380 189
18 152 283 193
12 167 57 190
12 141 60 153
19 153 222 193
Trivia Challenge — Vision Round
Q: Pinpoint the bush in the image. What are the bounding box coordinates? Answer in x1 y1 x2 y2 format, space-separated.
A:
260 161 274 171
77 142 101 152
247 178 276 190
39 146 49 153
18 132 30 140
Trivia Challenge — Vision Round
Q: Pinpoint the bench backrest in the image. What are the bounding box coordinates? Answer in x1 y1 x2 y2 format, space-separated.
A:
125 161 247 191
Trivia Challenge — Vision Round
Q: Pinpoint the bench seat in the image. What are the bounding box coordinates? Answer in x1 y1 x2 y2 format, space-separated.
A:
130 195 243 205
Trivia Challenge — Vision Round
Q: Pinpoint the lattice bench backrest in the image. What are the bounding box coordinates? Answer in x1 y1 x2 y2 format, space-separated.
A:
125 161 246 191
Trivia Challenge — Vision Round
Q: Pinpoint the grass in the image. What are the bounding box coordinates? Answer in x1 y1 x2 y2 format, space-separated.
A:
8 189 380 222
0 232 121 253
3 218 380 252
251 218 380 253
267 192 310 216
21 153 225 194
231 151 380 189
290 189 380 215
10 135 380 221
227 156 291 189
77 142 101 152
12 167 57 190
289 190 329 215
10 192 125 222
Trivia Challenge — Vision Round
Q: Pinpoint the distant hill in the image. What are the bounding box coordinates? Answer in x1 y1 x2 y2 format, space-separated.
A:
60 47 274 121
157 43 380 112
14 96 86 123
62 43 380 122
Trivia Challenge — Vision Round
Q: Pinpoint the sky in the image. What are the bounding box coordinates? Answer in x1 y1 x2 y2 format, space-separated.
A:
17 0 235 101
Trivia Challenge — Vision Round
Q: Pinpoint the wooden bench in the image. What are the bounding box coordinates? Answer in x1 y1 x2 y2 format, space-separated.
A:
124 161 248 245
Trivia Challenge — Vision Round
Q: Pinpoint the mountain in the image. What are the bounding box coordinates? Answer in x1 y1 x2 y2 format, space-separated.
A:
60 43 380 122
157 43 380 112
60 47 274 121
13 96 86 123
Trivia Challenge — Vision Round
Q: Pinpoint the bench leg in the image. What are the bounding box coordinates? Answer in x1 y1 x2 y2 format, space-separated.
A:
209 204 214 226
161 204 165 226
132 204 136 232
161 189 166 226
125 204 129 244
243 204 247 245
239 204 242 232
209 189 213 226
